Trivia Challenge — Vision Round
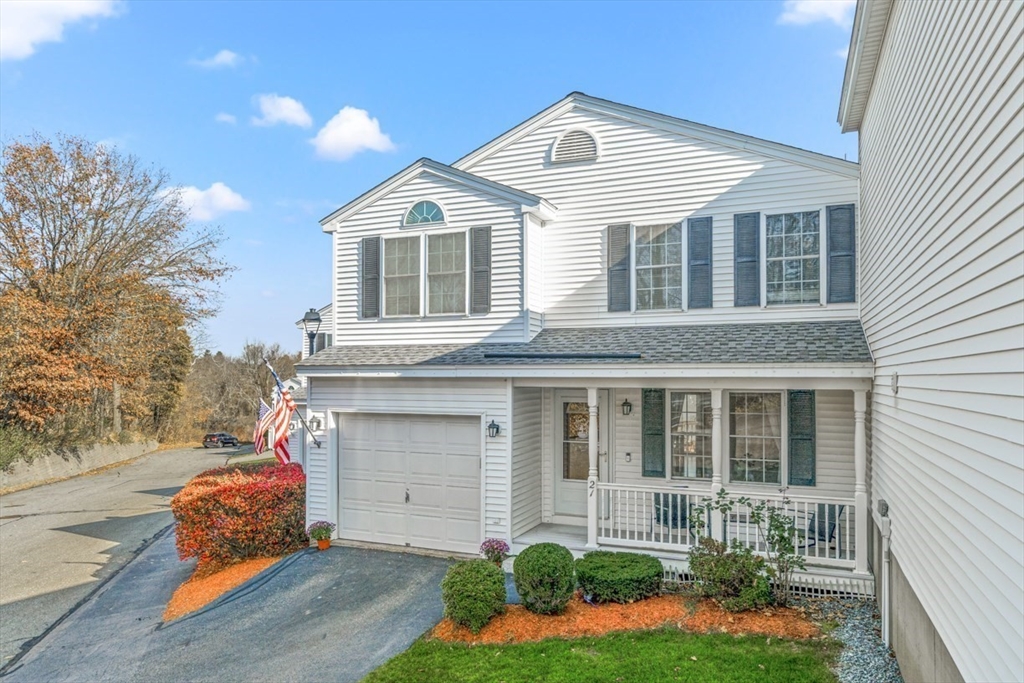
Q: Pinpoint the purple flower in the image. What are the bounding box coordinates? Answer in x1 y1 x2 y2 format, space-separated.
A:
480 538 510 563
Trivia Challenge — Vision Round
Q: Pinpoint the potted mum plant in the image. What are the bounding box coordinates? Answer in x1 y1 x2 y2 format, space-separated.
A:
307 521 336 550
480 538 510 568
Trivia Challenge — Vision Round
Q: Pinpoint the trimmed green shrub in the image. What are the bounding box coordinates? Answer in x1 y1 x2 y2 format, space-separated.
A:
513 543 575 615
687 537 771 612
441 560 506 633
575 551 663 603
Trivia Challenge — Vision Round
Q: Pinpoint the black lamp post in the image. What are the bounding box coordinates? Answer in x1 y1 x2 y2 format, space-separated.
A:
302 308 322 356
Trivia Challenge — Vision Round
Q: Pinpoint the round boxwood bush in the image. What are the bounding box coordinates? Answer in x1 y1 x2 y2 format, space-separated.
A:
440 559 506 633
513 543 575 615
575 550 663 604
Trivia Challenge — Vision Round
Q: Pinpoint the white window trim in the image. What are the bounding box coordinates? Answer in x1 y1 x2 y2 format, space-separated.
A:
664 389 712 482
381 229 470 318
630 222 687 314
425 229 470 317
401 198 448 228
725 390 789 489
760 207 826 309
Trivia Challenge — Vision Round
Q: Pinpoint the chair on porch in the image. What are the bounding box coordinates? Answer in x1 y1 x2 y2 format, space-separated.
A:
800 503 845 555
650 492 709 540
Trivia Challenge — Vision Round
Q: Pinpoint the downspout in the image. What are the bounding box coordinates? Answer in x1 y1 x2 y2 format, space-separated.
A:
877 505 892 646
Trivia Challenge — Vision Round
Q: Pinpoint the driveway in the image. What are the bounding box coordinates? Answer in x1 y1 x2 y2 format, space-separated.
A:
0 531 453 683
0 445 261 665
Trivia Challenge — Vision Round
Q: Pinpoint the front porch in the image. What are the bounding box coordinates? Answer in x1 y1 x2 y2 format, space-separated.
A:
508 382 872 595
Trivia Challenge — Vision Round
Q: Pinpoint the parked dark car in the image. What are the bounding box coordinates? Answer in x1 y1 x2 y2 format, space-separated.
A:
203 433 239 448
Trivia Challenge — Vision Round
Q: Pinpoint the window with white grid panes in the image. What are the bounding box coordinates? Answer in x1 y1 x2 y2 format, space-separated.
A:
766 211 820 305
729 392 782 484
635 223 682 310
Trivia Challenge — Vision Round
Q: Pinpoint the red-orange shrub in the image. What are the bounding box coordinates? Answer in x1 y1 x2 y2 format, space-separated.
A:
171 462 307 568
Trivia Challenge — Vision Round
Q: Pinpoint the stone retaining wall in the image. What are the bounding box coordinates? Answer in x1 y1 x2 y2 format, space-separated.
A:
0 440 159 491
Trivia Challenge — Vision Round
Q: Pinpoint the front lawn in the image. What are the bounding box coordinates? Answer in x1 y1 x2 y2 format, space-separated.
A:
363 628 839 683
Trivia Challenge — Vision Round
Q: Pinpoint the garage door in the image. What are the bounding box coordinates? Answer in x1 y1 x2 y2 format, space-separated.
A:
338 414 481 555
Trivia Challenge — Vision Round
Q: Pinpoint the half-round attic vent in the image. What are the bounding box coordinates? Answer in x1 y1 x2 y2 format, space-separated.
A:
552 129 598 163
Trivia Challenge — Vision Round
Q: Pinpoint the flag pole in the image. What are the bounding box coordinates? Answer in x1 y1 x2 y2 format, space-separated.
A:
264 358 322 448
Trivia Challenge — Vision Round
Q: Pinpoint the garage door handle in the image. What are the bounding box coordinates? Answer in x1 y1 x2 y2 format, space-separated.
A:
405 490 410 504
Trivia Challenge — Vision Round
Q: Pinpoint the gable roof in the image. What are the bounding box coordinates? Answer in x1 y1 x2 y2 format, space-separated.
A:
319 158 556 229
454 92 860 178
297 320 872 370
838 0 895 132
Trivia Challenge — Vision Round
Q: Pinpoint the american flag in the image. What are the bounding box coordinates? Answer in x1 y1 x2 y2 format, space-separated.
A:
272 386 297 465
253 399 272 453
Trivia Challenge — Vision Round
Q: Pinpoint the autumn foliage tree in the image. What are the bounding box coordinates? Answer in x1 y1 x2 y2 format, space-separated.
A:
0 134 231 458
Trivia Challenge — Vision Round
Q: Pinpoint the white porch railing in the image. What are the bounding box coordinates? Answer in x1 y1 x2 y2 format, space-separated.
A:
722 492 856 569
595 483 856 569
596 483 711 552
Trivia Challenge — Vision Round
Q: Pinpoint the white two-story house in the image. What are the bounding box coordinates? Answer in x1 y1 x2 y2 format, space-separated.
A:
297 92 872 592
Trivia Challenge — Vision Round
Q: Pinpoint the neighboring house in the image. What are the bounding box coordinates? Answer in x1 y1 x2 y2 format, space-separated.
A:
839 1 1023 682
297 92 873 595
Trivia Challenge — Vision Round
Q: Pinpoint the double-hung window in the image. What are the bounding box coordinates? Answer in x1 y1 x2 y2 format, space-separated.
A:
426 233 466 315
729 392 782 484
669 392 712 479
635 223 682 311
383 236 421 316
766 211 820 305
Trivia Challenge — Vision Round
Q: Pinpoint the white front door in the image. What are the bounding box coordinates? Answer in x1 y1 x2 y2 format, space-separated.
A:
553 390 609 519
337 413 481 554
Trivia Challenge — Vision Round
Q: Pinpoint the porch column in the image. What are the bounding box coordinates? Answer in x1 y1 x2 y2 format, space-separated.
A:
854 390 869 574
710 389 724 541
586 386 599 548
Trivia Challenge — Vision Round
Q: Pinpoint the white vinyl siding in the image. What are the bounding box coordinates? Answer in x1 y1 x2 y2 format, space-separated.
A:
461 106 858 327
510 387 542 536
856 1 1023 680
303 378 510 540
332 172 525 345
525 213 545 339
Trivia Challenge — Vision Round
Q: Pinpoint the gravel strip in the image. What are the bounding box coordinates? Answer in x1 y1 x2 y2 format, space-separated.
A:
797 596 903 683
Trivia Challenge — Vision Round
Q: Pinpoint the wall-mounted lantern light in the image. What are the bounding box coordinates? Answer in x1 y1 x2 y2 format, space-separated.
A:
621 398 633 416
487 420 501 438
308 415 323 432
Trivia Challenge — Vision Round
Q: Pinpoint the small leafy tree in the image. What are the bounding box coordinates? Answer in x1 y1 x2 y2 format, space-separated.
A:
690 487 806 606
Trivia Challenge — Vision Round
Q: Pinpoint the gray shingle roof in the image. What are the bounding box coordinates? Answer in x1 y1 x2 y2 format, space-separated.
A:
296 321 872 368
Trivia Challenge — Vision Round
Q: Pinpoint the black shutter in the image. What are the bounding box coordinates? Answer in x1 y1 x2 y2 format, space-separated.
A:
607 224 631 312
360 236 380 318
733 212 760 307
827 204 856 303
470 226 492 314
688 216 713 309
788 390 816 486
642 389 666 477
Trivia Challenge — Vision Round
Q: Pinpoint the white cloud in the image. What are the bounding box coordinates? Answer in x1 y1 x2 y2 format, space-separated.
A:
214 112 237 124
0 0 119 61
311 106 395 161
778 0 856 29
190 49 243 69
174 182 251 221
251 94 312 128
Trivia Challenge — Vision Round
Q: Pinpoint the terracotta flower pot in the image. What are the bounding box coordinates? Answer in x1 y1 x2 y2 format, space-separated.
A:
317 538 330 551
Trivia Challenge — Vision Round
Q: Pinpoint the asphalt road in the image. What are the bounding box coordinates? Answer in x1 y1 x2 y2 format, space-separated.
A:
0 444 261 666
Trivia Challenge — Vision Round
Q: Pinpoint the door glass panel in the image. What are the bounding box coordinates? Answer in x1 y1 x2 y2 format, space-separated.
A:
562 401 598 480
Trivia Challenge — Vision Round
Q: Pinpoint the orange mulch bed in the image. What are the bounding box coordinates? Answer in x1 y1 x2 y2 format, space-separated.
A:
432 594 819 645
163 557 281 622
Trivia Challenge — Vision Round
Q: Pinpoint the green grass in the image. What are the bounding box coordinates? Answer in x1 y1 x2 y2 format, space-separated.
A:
363 628 839 683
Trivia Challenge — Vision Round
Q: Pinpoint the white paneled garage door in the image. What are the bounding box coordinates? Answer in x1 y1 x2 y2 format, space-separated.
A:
338 413 481 555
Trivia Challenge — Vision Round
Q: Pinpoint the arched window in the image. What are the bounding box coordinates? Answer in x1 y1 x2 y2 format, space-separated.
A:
404 200 445 225
552 129 598 163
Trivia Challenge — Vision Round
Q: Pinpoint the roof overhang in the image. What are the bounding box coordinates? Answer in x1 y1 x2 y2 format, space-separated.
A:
838 0 895 133
456 92 859 178
319 158 556 231
296 363 874 381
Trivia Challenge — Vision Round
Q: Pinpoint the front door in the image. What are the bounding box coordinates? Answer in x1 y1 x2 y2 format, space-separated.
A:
554 390 609 518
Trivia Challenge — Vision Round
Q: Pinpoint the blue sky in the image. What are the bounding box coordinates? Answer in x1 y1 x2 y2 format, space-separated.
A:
0 0 857 354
